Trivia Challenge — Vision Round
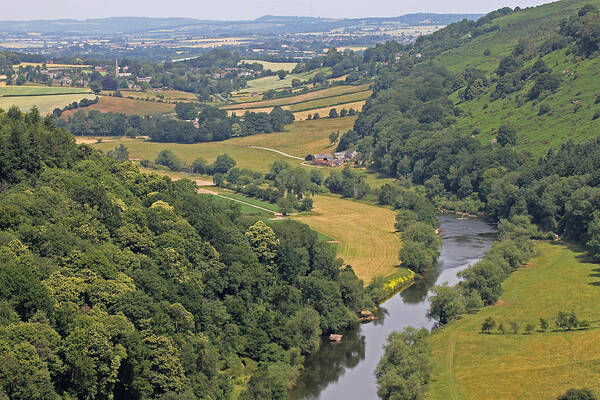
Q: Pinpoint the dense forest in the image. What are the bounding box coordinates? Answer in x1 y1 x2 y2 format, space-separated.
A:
0 106 373 399
57 105 295 143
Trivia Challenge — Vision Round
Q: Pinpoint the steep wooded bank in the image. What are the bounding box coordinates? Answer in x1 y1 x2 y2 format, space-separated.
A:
0 107 373 399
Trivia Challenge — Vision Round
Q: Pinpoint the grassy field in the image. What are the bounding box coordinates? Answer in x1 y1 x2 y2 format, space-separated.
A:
240 68 330 94
226 116 357 157
224 84 370 109
210 187 281 213
427 241 600 400
0 93 97 115
0 86 90 96
61 96 175 117
292 194 403 283
241 60 298 72
93 138 292 173
120 89 198 102
89 117 397 188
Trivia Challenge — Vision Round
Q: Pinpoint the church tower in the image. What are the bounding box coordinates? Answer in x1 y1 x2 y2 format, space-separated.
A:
115 58 119 78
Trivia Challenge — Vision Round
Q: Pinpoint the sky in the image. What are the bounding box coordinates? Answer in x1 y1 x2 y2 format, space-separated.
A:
3 0 553 21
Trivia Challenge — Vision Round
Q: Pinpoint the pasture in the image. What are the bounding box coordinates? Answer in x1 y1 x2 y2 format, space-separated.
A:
292 194 403 283
240 68 330 94
120 89 198 102
61 96 175 117
0 93 97 115
427 241 600 400
241 60 297 72
89 117 396 188
227 116 357 157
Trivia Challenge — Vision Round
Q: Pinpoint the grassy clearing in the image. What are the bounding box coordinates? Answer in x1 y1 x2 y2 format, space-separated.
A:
224 84 370 109
428 241 600 400
0 86 90 96
241 60 297 72
0 93 97 115
292 194 402 283
61 96 175 117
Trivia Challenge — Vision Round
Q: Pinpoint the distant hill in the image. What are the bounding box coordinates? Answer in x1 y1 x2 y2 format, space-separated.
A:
0 13 483 36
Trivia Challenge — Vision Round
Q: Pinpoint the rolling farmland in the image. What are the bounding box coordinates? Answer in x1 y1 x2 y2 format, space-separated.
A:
0 93 96 115
61 96 175 116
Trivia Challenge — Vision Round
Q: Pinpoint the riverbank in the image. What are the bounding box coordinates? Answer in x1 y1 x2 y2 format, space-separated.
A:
290 215 496 399
427 241 600 399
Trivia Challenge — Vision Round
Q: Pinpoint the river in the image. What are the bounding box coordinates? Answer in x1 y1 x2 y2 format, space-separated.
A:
290 215 496 400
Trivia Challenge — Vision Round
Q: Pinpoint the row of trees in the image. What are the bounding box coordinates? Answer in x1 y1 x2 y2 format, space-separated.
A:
57 105 295 143
481 311 592 335
0 107 375 399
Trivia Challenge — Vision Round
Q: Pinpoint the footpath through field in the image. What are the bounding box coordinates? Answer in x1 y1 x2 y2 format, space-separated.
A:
197 187 281 216
246 146 305 160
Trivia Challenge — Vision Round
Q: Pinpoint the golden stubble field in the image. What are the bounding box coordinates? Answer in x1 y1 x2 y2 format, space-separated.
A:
292 194 403 283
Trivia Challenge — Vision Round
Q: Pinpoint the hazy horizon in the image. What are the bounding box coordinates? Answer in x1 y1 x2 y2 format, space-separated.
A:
3 0 552 21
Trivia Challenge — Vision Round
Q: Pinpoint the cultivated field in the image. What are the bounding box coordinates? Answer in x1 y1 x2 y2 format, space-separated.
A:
427 241 600 400
224 84 370 109
292 194 403 283
14 62 92 69
292 100 366 120
227 100 366 120
0 93 97 115
0 86 90 96
241 60 298 72
61 96 175 117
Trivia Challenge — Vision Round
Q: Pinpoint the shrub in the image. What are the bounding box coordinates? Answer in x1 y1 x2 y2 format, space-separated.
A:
593 111 600 120
539 103 551 115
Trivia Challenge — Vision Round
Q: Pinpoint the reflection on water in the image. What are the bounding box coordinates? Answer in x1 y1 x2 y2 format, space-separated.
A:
290 215 496 400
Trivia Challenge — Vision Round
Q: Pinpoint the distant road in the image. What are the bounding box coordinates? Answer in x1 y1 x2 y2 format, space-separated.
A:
247 146 304 160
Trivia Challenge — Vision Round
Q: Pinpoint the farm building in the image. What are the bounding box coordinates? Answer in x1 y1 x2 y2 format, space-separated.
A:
305 152 355 167
334 150 358 161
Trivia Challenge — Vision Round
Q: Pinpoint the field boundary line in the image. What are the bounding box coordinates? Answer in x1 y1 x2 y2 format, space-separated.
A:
247 146 304 160
198 187 280 215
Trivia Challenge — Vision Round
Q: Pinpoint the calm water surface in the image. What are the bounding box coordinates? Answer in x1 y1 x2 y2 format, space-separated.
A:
290 215 496 400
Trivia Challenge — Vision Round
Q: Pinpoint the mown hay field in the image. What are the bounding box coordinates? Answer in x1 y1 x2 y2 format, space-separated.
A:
292 194 403 283
61 96 175 117
427 241 600 400
0 86 90 96
0 93 97 115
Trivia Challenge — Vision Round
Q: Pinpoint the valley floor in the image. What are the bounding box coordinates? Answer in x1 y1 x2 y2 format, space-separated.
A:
427 241 600 399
